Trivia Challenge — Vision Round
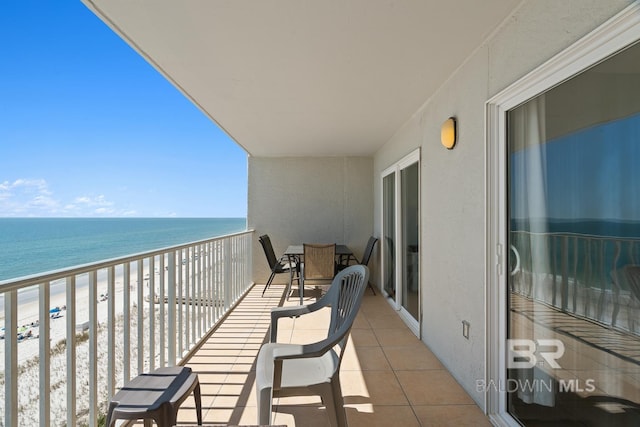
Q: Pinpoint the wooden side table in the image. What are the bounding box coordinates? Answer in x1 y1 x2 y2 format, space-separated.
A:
106 366 202 427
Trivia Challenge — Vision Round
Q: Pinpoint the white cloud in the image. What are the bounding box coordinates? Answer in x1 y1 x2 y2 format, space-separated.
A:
73 195 114 208
0 178 132 217
0 179 60 216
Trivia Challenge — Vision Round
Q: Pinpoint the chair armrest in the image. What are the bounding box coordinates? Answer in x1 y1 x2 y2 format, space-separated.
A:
272 344 306 360
271 330 343 360
269 295 331 341
273 317 354 361
272 343 328 361
270 305 312 342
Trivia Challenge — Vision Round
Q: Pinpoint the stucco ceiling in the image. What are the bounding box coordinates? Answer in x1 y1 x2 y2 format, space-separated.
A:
83 0 521 157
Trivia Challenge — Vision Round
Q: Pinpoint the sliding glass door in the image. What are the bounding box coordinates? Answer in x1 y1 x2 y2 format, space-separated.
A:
505 41 640 426
401 162 419 321
382 149 420 336
486 22 640 424
382 172 396 298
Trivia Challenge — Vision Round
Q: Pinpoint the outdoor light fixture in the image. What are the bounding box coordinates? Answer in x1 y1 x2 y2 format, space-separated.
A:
441 117 457 149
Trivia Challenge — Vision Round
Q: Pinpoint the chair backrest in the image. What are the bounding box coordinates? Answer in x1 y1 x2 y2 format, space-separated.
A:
361 236 378 266
303 243 336 280
322 265 369 355
259 234 279 270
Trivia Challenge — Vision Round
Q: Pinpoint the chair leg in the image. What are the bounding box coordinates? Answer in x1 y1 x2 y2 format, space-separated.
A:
320 383 339 427
299 276 305 305
257 386 273 426
367 281 376 295
331 375 347 427
105 402 117 427
262 272 276 296
285 268 294 300
194 381 203 425
319 378 347 427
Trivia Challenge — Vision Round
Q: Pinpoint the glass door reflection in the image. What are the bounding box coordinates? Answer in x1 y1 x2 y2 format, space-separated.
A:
381 149 420 336
401 161 419 321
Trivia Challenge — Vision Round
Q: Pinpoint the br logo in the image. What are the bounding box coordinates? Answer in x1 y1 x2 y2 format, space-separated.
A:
507 339 565 369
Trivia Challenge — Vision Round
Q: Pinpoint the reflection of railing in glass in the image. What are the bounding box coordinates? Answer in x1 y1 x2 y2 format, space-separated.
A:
510 230 640 335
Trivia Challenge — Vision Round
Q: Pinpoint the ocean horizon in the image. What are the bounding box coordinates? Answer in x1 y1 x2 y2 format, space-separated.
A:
0 217 247 281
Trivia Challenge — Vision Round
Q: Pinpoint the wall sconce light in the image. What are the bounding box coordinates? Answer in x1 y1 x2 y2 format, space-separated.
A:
441 117 457 150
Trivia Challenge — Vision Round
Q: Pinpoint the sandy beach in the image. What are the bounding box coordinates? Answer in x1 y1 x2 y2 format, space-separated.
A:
0 267 168 425
0 276 127 371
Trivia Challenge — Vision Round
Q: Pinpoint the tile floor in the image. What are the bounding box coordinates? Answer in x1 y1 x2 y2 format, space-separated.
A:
172 282 491 426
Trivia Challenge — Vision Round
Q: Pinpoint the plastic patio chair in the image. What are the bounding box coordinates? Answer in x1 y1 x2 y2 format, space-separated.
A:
259 234 298 297
256 264 369 427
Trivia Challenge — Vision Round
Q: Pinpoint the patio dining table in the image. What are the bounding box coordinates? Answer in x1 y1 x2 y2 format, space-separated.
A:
283 244 354 303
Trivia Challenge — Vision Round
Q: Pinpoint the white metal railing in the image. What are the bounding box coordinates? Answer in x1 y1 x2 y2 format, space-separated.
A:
510 230 640 334
0 229 254 426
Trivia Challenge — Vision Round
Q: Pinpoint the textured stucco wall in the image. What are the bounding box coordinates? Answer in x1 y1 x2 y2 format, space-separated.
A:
372 0 633 410
248 156 373 284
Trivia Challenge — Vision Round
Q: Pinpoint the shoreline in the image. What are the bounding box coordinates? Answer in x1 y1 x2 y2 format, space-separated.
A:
0 262 151 324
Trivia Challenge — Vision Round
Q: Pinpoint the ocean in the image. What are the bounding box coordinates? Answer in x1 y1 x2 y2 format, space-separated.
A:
0 217 247 281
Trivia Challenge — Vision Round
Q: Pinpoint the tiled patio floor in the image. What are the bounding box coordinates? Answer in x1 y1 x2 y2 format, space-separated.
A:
173 282 491 426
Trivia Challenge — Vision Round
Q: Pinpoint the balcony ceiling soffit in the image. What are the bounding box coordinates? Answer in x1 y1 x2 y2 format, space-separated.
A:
83 0 520 157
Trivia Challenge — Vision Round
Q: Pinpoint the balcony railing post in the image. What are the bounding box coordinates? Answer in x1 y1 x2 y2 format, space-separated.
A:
39 281 51 427
178 248 184 358
224 238 232 309
107 266 116 399
185 250 190 350
89 270 98 427
204 243 210 329
66 276 77 427
123 262 131 383
215 240 222 321
4 289 18 427
196 245 205 339
137 259 144 375
159 254 166 367
168 251 177 365
191 249 196 346
149 256 155 371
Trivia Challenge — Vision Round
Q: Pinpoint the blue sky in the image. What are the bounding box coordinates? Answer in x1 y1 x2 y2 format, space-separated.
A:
510 113 640 222
0 2 247 218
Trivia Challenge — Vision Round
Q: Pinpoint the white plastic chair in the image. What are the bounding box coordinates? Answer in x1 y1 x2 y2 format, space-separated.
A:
256 265 369 426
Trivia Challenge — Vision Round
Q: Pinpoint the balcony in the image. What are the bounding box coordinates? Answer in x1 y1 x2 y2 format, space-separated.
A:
0 229 489 426
174 281 490 426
